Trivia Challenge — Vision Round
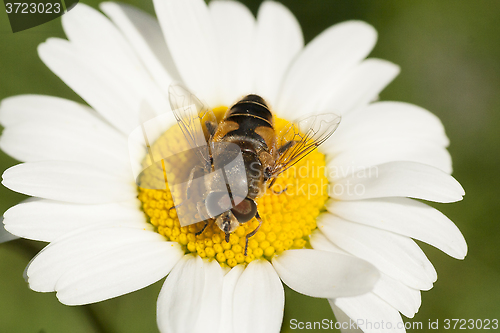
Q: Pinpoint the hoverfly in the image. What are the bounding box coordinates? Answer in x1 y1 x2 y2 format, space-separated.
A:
167 84 341 255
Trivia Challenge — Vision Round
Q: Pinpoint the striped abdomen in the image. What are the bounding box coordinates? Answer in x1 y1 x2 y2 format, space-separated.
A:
212 94 276 154
211 95 277 199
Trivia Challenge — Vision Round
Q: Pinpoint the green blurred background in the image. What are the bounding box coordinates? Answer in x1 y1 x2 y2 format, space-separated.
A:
1 0 499 332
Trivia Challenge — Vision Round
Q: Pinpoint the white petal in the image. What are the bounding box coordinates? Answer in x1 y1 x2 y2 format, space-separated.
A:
194 259 225 333
233 260 284 333
56 240 183 305
126 104 179 182
309 230 348 254
319 213 436 290
330 305 363 333
328 161 464 203
328 198 467 259
253 1 303 108
157 255 224 333
0 95 131 178
100 2 180 93
372 273 421 319
3 199 146 242
0 121 131 177
38 38 141 134
62 3 135 59
153 0 220 105
61 4 169 118
209 1 255 106
276 21 377 117
272 249 379 298
219 265 244 333
310 232 422 318
0 95 114 129
317 58 400 116
26 227 173 292
331 293 405 333
0 217 19 243
2 161 136 204
324 101 452 174
328 139 453 176
326 101 450 154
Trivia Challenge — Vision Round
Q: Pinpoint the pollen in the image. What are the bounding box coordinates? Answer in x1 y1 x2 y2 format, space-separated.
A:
137 107 329 268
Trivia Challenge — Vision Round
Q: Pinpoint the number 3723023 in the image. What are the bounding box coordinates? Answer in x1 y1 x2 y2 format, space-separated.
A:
444 319 498 330
5 2 61 14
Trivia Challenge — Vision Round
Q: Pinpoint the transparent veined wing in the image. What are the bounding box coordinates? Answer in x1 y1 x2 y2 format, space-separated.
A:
168 83 217 165
269 113 341 185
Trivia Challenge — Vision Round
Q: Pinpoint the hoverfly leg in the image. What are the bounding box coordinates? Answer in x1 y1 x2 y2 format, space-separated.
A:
205 120 217 136
169 202 184 211
244 210 263 256
272 186 288 195
195 220 209 236
194 201 211 237
168 203 183 212
169 164 206 211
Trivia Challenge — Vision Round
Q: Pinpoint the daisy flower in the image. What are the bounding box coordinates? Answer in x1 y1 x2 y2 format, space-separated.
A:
0 0 466 332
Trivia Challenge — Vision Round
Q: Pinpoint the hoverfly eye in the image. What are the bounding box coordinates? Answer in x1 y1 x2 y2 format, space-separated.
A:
205 192 232 218
231 198 257 223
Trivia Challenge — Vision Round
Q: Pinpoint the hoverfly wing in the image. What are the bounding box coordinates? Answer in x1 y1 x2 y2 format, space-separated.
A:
168 83 217 165
166 83 219 227
269 113 341 183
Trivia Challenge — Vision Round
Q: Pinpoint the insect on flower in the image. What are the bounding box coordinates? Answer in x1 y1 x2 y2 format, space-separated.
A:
166 84 341 255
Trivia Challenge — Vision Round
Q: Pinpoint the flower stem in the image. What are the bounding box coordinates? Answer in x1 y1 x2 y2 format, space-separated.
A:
82 304 116 333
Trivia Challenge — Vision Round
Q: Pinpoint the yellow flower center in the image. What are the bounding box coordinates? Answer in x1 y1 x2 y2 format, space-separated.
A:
137 107 329 268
